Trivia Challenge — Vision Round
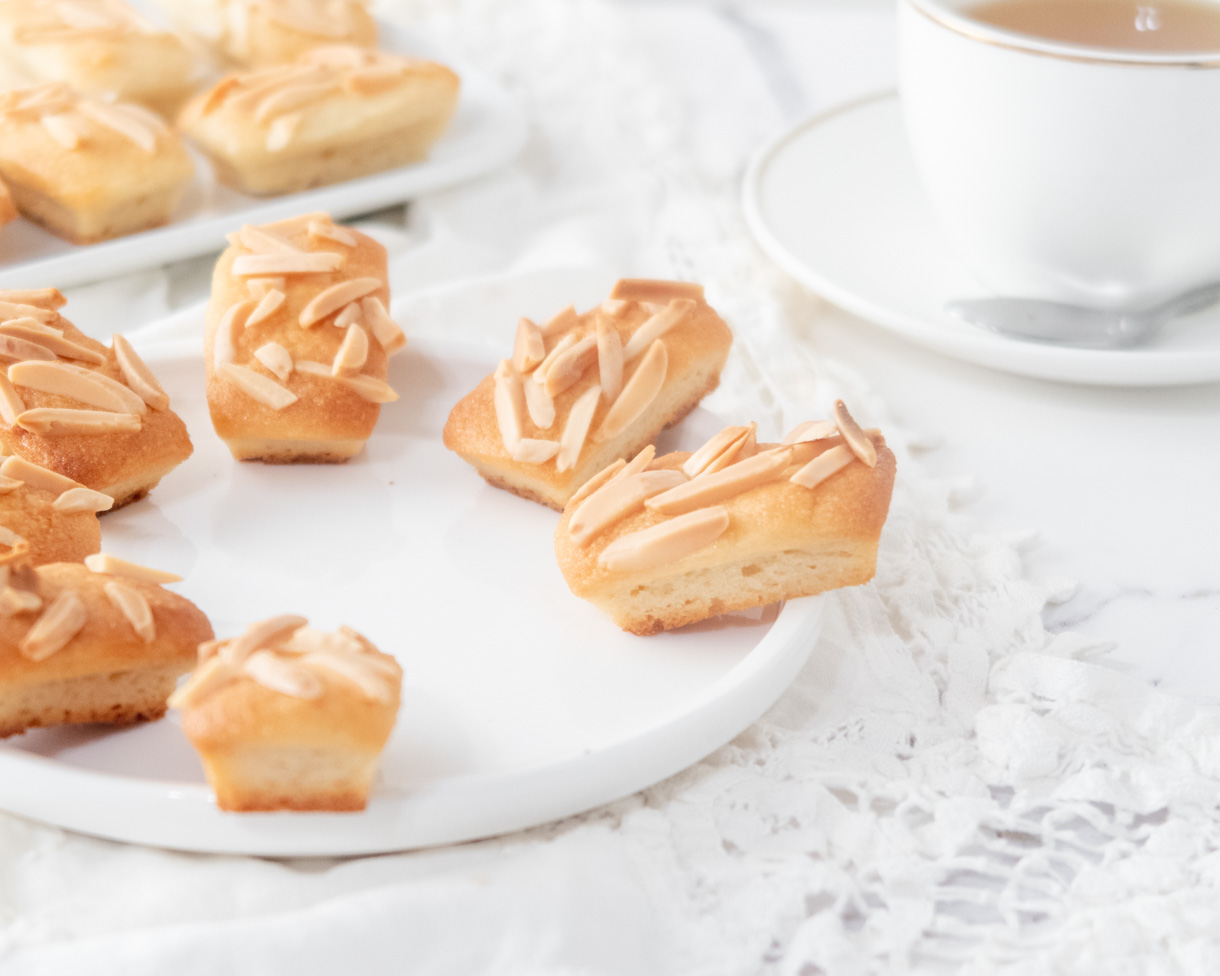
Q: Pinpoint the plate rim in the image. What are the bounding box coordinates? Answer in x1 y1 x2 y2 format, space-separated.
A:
742 90 1220 388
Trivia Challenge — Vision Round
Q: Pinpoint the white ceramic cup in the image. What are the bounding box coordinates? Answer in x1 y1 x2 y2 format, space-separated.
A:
898 0 1220 309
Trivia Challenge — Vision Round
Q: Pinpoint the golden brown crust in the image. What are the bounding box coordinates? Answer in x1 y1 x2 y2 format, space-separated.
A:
203 217 396 462
443 291 733 510
0 177 17 229
0 482 100 566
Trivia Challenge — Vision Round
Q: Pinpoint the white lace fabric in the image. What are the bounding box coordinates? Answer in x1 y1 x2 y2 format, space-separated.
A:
1 1 1218 973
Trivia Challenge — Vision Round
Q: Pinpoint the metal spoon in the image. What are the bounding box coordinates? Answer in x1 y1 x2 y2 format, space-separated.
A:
946 281 1220 350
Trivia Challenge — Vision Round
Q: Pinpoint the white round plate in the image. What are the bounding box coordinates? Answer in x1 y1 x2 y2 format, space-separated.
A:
0 337 822 857
743 92 1220 387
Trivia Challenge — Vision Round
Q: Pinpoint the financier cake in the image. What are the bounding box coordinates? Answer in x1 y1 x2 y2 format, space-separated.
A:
170 614 402 812
444 279 734 511
0 454 112 565
203 212 406 463
0 548 214 738
554 402 897 634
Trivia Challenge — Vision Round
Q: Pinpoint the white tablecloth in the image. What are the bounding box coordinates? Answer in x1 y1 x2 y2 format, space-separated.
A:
3 2 1219 973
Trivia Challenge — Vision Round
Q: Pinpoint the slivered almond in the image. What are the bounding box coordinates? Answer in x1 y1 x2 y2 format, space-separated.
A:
16 408 140 434
85 553 182 583
0 587 41 614
596 319 624 401
609 279 706 303
833 400 878 467
0 334 57 363
790 444 855 489
512 438 560 463
254 81 337 122
247 277 286 299
167 655 232 709
598 506 729 572
104 582 154 642
782 419 837 446
568 469 687 547
243 649 322 699
600 300 629 317
228 65 323 111
78 101 159 153
292 360 331 378
0 317 61 338
556 384 601 473
0 526 21 546
299 278 381 326
541 304 578 337
522 374 555 429
266 112 302 152
112 335 169 410
568 459 626 508
220 363 298 410
213 299 254 370
247 288 286 328
0 301 59 324
227 614 308 663
337 374 397 402
332 324 369 375
683 425 753 478
238 224 302 255
0 476 20 493
19 590 87 661
545 335 598 397
361 297 405 355
231 253 342 276
622 299 694 362
512 318 545 373
9 361 147 415
533 333 577 383
333 302 362 330
346 67 409 95
1 456 79 494
303 652 395 703
281 626 366 657
308 220 357 247
41 112 87 149
647 449 792 516
0 374 25 423
253 342 293 381
494 360 525 452
0 324 103 363
594 339 667 443
53 487 114 513
0 289 65 311
199 74 241 115
610 444 657 485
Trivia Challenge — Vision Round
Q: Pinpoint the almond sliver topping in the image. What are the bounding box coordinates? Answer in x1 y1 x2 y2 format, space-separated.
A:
78 101 159 153
790 444 856 489
594 339 667 443
220 363 298 410
512 438 560 464
511 318 545 373
227 613 308 664
568 459 626 508
53 486 114 513
40 111 86 149
541 304 578 337
0 374 26 424
781 419 838 446
253 80 338 123
544 335 598 397
361 297 406 355
596 319 624 402
647 448 792 517
532 333 577 384
238 224 302 255
243 649 323 699
16 408 141 434
622 299 695 362
0 456 80 494
338 374 397 403
303 652 396 703
833 400 878 468
0 587 41 615
568 469 687 547
253 342 293 382
0 324 104 364
299 278 381 327
598 506 729 573
332 324 369 376
104 581 154 642
85 553 182 583
167 655 232 710
0 334 58 363
19 589 87 661
9 361 147 415
231 253 343 276
522 374 555 430
0 289 65 311
556 383 601 473
265 112 301 153
213 299 254 370
0 525 22 547
610 444 657 486
494 360 525 452
0 300 59 324
308 220 357 247
683 425 753 478
247 277 286 300
112 335 170 410
0 476 20 493
0 317 62 338
333 302 362 330
609 279 706 304
246 289 287 329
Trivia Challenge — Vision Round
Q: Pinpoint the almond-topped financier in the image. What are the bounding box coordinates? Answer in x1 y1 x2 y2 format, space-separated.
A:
0 288 193 507
179 44 459 195
0 84 194 244
170 615 402 812
0 454 113 565
555 402 897 634
0 0 201 117
203 212 406 463
152 0 377 68
443 279 734 511
0 547 213 738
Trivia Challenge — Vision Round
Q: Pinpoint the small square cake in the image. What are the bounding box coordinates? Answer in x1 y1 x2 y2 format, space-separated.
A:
444 279 734 511
0 84 194 244
179 45 459 195
203 213 407 463
171 615 402 812
554 403 897 634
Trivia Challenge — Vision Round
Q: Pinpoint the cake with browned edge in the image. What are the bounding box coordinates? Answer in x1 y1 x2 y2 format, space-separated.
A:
0 454 112 565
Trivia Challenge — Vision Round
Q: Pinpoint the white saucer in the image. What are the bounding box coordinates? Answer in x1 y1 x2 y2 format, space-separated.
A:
743 92 1220 387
